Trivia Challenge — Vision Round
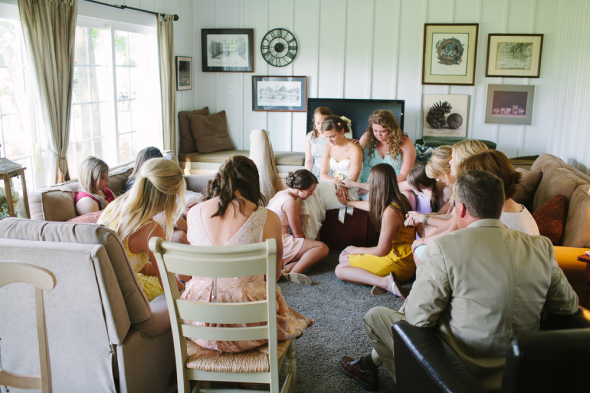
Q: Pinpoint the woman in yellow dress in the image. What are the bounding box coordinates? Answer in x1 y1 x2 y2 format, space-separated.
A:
98 158 186 301
335 163 415 297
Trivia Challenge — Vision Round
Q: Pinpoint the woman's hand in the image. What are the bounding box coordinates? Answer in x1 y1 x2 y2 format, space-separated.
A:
341 179 358 189
411 238 425 252
336 191 348 205
406 211 425 225
342 246 360 256
358 188 368 196
336 183 349 201
349 138 360 146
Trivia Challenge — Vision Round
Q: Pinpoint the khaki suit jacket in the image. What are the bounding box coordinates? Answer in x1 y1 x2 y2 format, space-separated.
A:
405 219 578 392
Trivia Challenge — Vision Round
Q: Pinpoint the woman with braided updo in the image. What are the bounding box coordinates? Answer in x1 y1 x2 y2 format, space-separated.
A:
267 169 329 282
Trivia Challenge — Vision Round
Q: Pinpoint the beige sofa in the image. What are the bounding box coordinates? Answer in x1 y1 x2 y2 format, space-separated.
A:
517 153 590 304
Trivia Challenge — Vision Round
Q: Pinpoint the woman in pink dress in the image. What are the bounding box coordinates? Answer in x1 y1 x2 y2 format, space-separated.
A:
267 170 329 283
75 156 115 216
181 156 313 353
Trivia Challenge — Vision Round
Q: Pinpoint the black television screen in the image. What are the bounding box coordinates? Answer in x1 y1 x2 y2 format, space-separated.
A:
306 98 405 140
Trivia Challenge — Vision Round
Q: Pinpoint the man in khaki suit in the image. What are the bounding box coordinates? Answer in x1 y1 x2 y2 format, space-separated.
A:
339 169 578 391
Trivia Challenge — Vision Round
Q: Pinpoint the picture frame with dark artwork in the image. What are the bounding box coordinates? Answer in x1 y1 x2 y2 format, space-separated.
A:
252 76 307 112
176 56 192 90
201 29 254 72
423 94 470 138
485 84 535 125
486 34 543 78
422 24 479 85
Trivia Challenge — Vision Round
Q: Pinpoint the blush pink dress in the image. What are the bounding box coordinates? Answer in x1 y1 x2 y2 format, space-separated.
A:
181 203 312 353
266 190 305 264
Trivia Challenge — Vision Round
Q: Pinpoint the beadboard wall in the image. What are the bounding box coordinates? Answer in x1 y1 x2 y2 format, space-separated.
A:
104 0 590 173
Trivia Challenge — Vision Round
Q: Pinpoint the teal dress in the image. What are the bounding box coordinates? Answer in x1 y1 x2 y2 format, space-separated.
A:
358 145 403 200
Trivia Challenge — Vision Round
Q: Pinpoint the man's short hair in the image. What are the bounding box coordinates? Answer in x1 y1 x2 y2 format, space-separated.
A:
455 169 505 219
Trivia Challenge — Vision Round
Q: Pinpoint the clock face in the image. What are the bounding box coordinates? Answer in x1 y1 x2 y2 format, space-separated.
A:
261 28 298 67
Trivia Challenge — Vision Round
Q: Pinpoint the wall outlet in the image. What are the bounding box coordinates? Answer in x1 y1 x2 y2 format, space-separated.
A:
228 84 234 93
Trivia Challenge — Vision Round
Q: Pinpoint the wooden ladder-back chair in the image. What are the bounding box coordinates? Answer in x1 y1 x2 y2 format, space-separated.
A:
0 263 56 392
150 238 296 393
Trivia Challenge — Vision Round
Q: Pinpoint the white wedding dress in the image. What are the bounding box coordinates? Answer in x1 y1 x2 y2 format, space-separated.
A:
298 157 360 239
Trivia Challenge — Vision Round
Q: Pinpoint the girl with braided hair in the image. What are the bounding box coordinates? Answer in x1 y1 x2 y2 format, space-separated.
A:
267 169 329 283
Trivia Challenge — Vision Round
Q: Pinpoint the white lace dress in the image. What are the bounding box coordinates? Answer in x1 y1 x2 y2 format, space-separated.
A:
181 203 312 353
500 204 540 235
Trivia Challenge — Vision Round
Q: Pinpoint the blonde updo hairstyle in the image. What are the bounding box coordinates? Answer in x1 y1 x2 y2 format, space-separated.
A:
425 145 453 183
451 140 489 176
79 156 109 194
98 158 185 242
285 169 318 190
365 110 406 161
311 106 332 140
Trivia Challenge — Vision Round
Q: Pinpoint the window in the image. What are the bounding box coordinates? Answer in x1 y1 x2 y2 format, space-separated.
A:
69 19 161 179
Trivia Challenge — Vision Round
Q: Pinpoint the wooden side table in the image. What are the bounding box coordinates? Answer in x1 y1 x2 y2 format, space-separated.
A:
577 253 590 308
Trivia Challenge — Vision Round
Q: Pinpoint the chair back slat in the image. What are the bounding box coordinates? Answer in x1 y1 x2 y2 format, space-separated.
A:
164 256 268 278
0 263 56 290
180 323 270 342
176 298 269 324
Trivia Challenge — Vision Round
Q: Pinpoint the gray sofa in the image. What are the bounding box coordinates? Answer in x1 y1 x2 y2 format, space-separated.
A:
0 169 214 392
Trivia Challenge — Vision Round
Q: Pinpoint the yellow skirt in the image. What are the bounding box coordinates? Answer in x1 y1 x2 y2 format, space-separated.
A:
138 273 164 302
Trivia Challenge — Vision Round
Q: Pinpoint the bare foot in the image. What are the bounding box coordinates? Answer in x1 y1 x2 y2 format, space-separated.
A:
283 263 295 273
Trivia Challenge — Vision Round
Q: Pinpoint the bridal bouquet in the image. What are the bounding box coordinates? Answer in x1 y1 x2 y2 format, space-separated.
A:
0 186 20 220
333 172 348 181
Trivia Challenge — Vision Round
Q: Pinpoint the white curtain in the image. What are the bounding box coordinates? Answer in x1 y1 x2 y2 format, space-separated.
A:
18 0 77 184
157 14 177 156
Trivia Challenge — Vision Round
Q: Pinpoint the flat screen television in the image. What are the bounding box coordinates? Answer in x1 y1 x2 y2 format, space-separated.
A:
306 98 405 140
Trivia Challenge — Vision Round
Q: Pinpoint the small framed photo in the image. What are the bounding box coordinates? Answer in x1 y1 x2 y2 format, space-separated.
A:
252 76 307 112
176 56 192 90
485 84 535 125
422 23 479 85
201 28 254 72
485 34 543 78
423 94 470 138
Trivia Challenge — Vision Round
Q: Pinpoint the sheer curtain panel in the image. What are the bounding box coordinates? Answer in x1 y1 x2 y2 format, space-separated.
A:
157 14 176 156
18 0 77 183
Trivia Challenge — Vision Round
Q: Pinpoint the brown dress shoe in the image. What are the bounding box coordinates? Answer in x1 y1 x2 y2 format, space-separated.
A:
339 356 379 390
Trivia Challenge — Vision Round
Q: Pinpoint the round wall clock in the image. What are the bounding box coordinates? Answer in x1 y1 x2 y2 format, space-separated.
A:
261 28 298 67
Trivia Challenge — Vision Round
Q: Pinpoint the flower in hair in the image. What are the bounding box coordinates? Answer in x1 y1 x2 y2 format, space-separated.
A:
340 116 351 126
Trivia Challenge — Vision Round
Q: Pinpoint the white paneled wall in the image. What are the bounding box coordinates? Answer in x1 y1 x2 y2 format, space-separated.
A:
104 0 588 173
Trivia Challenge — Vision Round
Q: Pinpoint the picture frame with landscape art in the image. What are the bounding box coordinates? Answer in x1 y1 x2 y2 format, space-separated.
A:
486 34 543 78
423 94 469 138
176 56 192 90
422 24 479 85
485 84 535 125
201 28 254 72
252 76 307 112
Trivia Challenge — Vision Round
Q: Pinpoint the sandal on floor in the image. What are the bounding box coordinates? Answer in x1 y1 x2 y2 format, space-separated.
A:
282 273 313 285
371 286 387 296
391 272 410 298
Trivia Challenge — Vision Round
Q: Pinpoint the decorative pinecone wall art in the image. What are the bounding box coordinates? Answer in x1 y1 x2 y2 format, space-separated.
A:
447 113 463 129
426 101 453 129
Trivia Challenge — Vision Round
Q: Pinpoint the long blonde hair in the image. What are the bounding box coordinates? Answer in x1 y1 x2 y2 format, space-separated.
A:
98 158 185 242
425 145 452 183
79 156 109 194
451 140 489 174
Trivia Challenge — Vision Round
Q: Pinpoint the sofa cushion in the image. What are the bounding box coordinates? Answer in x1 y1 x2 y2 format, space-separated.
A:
188 110 235 153
67 211 103 224
40 187 77 221
274 151 305 166
107 165 134 196
179 107 209 153
532 194 567 245
533 168 588 213
132 294 171 338
512 168 543 207
180 150 250 164
0 218 152 324
561 185 590 248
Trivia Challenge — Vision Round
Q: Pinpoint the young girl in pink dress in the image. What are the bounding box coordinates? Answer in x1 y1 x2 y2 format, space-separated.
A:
267 170 329 283
181 156 312 353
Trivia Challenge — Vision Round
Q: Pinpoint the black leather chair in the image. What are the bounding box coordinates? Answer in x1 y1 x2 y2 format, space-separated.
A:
392 307 590 393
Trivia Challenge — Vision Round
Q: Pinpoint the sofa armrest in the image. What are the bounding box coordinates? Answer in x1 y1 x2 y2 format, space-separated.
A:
184 174 215 193
541 306 590 330
392 321 487 393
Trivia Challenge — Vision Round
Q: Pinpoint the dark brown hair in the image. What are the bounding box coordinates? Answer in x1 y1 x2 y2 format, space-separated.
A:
368 163 413 231
285 169 318 190
407 162 441 212
364 110 406 161
456 150 522 199
455 170 504 219
203 155 265 217
311 106 332 140
321 115 349 134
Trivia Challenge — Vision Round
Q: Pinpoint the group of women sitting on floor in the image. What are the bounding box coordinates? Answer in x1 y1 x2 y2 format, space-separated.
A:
71 106 540 354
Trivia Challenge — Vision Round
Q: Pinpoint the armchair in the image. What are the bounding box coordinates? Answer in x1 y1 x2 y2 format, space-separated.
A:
392 307 590 393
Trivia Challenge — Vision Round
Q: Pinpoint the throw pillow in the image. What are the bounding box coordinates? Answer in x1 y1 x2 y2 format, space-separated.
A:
532 194 567 245
512 168 542 206
188 110 235 153
67 210 103 224
178 107 209 153
561 184 590 247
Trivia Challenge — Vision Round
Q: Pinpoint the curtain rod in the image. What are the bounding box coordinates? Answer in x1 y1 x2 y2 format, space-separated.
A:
81 0 179 21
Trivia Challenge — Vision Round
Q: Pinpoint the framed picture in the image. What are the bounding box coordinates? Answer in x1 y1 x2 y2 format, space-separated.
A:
176 56 192 90
422 24 479 85
201 29 254 72
423 94 470 138
485 84 535 125
485 34 544 78
252 76 307 112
